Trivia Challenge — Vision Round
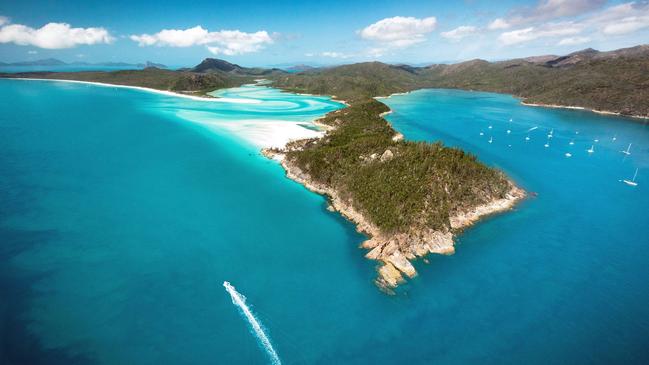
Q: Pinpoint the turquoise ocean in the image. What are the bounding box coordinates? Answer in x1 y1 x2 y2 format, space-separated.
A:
1 81 648 364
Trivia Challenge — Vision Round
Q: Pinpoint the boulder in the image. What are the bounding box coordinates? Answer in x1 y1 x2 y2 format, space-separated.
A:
378 262 404 287
380 149 394 162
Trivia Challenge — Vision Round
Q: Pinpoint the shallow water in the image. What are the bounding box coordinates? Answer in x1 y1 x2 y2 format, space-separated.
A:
1 82 648 364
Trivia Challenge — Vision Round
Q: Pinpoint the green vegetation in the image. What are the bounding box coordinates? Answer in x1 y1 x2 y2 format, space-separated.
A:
284 100 511 233
273 62 425 102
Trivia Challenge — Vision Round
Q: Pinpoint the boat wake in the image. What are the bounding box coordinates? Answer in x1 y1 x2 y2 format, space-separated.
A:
223 281 282 365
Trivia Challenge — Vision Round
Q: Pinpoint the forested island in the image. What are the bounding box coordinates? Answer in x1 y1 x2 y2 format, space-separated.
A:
4 44 647 289
263 101 523 289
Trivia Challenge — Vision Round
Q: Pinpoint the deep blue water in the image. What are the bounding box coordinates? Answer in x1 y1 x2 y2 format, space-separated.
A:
1 82 648 365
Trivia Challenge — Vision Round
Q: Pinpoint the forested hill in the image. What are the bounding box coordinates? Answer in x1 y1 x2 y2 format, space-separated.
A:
273 45 649 117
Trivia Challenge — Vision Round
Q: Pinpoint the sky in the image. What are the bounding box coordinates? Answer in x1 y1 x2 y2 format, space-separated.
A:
1 0 648 67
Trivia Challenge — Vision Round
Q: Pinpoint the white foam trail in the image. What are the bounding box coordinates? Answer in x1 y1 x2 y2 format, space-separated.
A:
527 126 539 132
223 281 281 365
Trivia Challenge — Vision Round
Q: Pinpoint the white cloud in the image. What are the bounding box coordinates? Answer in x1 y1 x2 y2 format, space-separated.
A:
499 27 536 45
359 16 437 47
205 31 273 55
558 36 591 45
441 25 478 41
366 47 385 58
321 51 352 58
130 26 273 56
534 0 607 19
594 2 649 35
603 18 649 34
499 23 582 45
488 18 511 30
494 1 649 46
0 20 113 49
490 0 606 29
130 26 207 47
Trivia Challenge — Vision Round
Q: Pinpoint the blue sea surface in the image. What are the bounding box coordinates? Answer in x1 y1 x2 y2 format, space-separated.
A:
1 81 648 364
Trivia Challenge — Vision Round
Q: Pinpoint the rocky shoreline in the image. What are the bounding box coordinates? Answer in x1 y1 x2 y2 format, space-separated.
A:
262 110 526 292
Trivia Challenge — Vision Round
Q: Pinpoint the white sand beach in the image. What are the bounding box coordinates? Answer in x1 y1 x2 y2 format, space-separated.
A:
190 119 325 149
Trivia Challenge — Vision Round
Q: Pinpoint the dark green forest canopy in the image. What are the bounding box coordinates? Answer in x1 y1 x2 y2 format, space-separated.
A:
284 100 511 233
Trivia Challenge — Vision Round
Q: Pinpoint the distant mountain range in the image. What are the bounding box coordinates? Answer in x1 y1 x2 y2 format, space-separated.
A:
0 58 167 68
3 45 648 117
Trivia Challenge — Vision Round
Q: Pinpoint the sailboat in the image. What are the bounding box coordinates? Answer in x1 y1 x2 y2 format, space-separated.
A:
506 118 512 134
544 137 550 148
488 125 493 129
488 136 493 144
587 145 595 153
620 143 632 155
612 134 617 141
525 134 530 141
479 131 484 136
548 128 554 138
623 168 639 186
565 152 572 157
569 139 575 145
